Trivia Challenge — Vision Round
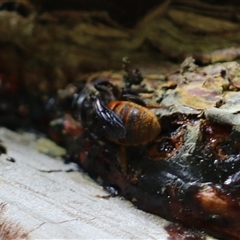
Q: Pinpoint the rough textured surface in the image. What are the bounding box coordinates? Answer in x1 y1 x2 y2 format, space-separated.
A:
2 0 240 99
65 59 240 239
0 128 172 239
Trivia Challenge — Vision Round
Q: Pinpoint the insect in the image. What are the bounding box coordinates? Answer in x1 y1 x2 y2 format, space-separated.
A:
122 57 143 88
73 80 161 146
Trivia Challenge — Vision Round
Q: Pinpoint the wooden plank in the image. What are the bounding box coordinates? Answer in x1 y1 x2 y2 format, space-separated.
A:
0 128 170 239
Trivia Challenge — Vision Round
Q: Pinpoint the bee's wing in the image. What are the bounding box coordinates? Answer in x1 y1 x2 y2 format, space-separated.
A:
94 98 126 139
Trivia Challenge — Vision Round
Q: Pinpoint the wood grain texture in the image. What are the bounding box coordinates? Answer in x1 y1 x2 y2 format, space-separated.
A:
0 128 170 239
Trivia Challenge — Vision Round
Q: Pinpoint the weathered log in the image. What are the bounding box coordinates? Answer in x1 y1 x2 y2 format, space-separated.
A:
0 128 173 239
64 58 240 239
1 0 240 97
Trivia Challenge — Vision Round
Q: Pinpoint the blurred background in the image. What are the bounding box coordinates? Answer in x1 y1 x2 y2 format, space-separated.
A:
0 0 240 130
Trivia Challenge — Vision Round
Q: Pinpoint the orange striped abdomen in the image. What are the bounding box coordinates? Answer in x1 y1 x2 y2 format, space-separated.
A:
107 101 161 145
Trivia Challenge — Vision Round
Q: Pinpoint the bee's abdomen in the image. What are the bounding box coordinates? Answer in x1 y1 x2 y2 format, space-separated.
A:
108 101 161 145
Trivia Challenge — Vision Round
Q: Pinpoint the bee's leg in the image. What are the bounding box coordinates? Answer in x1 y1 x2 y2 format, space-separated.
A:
121 93 146 106
94 80 121 101
94 80 112 92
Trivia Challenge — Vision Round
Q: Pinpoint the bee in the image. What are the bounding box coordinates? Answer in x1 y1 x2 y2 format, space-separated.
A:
73 80 161 146
105 100 160 145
